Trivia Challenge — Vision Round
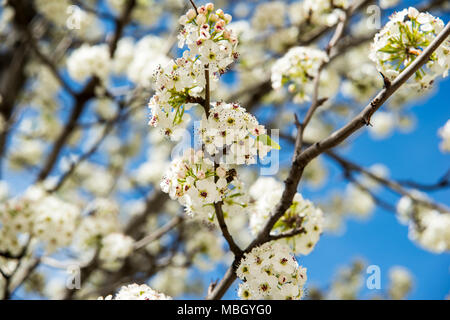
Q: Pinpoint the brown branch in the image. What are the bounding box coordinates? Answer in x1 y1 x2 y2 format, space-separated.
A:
48 101 134 192
109 0 136 58
396 169 450 191
214 201 242 256
188 0 198 13
204 65 211 117
326 151 450 213
21 21 75 96
268 227 307 241
36 77 99 182
134 216 183 250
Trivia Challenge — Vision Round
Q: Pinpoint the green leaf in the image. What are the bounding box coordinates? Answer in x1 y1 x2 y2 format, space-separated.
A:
257 134 281 150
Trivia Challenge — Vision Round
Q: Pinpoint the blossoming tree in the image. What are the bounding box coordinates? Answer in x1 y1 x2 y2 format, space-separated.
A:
0 0 449 300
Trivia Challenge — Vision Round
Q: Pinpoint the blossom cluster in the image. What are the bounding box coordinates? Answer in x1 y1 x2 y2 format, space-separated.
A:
114 36 170 88
160 148 241 220
388 266 413 299
149 4 238 139
289 0 349 27
200 102 273 164
0 186 80 254
178 4 238 74
370 7 450 88
397 193 450 253
249 178 324 255
236 242 307 300
271 47 329 103
98 283 172 300
67 44 111 83
75 198 121 250
99 233 134 271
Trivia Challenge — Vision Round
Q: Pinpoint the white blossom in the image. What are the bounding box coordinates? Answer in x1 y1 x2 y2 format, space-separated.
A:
236 242 307 300
199 102 274 165
99 233 134 270
98 283 172 300
159 148 244 220
388 266 413 299
67 44 111 82
370 8 449 88
271 47 329 103
249 178 324 255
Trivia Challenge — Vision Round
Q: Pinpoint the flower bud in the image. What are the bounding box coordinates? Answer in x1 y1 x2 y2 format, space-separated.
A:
216 166 227 178
196 13 206 25
224 14 232 23
197 5 207 15
186 8 196 20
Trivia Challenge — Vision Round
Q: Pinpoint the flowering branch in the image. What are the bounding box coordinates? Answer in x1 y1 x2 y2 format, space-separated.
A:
207 20 450 301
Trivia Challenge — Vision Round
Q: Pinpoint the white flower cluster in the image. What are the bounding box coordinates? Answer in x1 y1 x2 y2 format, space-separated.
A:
149 4 238 139
251 1 286 30
438 119 450 152
160 148 241 220
345 185 375 218
289 0 348 27
0 197 35 256
200 102 273 164
388 266 413 299
370 7 450 88
368 111 396 139
98 283 172 300
339 45 384 103
75 198 121 249
32 195 80 252
0 186 80 254
99 233 134 271
249 178 324 255
379 0 400 9
271 47 329 103
120 36 170 88
67 44 111 83
397 194 450 253
237 242 307 300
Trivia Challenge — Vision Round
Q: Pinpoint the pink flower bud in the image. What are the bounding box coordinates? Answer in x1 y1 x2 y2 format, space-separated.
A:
177 170 186 179
205 3 214 11
195 150 204 162
216 166 226 178
214 20 225 31
197 170 206 179
197 5 207 15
